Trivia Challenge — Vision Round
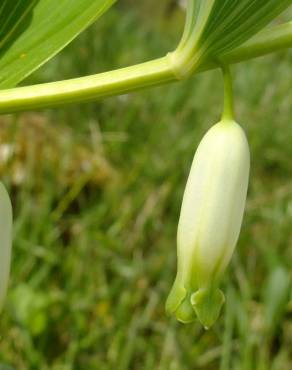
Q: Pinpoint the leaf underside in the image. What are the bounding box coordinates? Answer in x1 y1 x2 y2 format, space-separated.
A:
0 0 116 89
181 0 292 61
202 0 292 56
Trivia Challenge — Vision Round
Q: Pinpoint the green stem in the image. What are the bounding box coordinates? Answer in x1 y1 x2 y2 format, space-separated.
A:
221 65 234 121
0 22 291 114
0 57 173 114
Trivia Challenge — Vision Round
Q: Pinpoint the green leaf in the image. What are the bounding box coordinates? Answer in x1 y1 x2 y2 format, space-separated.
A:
175 0 292 77
0 0 116 89
198 0 292 57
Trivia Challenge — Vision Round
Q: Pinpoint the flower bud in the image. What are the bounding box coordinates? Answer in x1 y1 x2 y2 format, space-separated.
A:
0 183 12 312
166 119 250 328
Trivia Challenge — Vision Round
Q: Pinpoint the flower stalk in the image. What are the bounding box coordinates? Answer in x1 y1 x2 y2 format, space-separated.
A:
221 64 235 121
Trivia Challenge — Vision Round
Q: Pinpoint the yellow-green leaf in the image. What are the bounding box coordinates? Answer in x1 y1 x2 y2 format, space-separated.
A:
0 0 116 89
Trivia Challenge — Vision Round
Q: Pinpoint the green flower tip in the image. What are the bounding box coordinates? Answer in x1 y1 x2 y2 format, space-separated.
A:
191 288 225 329
166 282 225 328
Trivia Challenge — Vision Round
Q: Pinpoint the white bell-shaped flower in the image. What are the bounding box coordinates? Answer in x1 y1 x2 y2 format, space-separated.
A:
166 119 250 328
0 183 12 312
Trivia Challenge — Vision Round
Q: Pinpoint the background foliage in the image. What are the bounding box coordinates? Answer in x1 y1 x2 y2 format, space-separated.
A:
0 1 291 369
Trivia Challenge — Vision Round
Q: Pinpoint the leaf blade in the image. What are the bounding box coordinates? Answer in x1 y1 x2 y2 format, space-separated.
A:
0 0 116 89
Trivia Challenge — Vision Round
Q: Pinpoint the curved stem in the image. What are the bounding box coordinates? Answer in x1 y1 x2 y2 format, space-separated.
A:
0 22 291 114
0 57 174 114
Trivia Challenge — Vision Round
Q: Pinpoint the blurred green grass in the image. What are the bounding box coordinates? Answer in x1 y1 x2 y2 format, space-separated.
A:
0 1 292 369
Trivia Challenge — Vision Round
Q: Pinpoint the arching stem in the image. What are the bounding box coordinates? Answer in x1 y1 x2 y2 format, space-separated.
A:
0 21 290 114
